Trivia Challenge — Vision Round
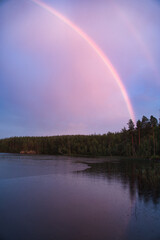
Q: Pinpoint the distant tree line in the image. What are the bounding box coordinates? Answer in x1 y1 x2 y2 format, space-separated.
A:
0 115 160 158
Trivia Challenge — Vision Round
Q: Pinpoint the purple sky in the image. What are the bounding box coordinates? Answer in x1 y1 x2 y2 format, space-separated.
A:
0 0 160 138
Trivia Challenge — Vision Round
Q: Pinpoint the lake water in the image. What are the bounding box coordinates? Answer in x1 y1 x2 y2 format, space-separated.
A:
0 153 160 240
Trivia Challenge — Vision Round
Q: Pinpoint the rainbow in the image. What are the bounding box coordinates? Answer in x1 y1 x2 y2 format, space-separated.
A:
114 4 159 81
31 0 135 123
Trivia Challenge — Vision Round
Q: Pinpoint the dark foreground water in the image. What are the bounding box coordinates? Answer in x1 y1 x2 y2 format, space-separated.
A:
0 154 160 240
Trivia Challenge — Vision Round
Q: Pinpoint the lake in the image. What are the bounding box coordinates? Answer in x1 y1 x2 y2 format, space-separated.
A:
0 153 160 240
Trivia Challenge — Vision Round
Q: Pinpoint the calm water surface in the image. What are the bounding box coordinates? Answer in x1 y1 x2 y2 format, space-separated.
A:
0 153 160 240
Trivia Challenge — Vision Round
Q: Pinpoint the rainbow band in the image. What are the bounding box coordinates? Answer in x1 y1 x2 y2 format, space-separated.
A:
31 0 135 123
114 5 159 82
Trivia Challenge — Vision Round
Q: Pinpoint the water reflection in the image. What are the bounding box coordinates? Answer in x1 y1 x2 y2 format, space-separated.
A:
78 159 160 205
0 154 160 240
0 155 132 240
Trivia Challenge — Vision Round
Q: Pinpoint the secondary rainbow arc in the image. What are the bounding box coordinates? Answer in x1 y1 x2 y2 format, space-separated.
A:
31 0 135 123
114 4 159 82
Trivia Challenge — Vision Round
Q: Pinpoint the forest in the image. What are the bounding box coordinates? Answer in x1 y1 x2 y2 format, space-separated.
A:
0 115 160 158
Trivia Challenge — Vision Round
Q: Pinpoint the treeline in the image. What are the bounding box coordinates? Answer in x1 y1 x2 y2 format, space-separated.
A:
0 115 160 157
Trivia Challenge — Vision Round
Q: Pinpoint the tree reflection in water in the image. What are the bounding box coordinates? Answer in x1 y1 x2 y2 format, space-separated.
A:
78 159 160 205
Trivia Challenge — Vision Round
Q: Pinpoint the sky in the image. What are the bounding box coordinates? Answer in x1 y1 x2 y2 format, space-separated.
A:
0 0 160 138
